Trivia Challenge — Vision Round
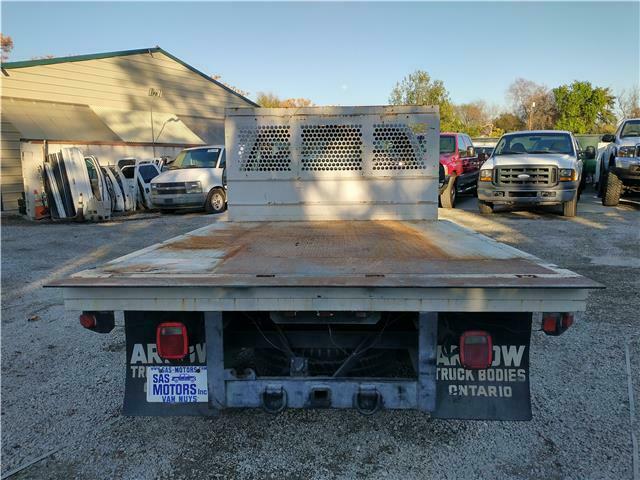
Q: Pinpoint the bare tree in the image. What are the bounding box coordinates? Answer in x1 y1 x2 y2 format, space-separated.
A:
507 78 556 130
454 101 494 136
616 87 640 120
1 33 14 62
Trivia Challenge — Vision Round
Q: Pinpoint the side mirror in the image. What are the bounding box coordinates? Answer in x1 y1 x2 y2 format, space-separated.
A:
601 134 615 142
585 146 596 159
467 146 475 157
478 152 488 162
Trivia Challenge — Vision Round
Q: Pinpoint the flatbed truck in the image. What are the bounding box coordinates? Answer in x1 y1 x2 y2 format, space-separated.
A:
49 106 600 420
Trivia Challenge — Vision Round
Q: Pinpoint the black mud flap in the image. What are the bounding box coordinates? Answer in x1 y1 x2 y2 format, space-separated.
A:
123 312 215 416
433 313 532 421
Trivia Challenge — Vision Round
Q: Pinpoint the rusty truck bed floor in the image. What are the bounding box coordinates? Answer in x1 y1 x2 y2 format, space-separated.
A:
49 220 600 289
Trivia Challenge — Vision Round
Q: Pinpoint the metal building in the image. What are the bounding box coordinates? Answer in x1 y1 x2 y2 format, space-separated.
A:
0 47 257 216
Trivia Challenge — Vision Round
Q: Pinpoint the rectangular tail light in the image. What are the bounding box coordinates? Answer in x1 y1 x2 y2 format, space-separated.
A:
459 330 493 369
156 322 188 359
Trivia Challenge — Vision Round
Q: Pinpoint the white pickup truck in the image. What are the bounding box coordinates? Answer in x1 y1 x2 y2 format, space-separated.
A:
477 130 591 217
49 106 600 420
598 118 640 206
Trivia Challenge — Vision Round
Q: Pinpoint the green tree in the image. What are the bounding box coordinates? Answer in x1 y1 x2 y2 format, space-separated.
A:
553 81 615 133
389 70 457 130
493 112 524 133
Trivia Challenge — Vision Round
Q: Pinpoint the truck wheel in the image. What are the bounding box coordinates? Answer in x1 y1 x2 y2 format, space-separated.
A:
440 176 456 209
562 193 578 217
602 171 622 206
205 188 227 214
478 200 494 215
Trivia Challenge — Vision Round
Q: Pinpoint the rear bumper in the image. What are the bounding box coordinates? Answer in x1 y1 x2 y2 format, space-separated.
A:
478 181 577 205
151 193 206 209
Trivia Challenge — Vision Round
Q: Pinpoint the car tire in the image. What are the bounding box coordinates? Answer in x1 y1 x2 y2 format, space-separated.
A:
440 176 456 209
205 188 227 214
478 200 494 214
602 170 622 206
562 193 578 217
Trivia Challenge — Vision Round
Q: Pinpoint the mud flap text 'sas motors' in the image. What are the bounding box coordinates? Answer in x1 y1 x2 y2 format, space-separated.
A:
123 312 213 416
433 313 532 421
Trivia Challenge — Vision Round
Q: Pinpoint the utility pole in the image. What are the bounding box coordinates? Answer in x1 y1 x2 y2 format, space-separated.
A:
528 101 536 130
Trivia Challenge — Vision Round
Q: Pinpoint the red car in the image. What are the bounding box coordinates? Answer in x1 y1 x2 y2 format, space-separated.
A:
438 132 481 208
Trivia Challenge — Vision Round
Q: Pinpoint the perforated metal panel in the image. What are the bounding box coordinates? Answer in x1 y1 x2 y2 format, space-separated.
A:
238 125 291 172
301 124 363 171
225 106 440 221
372 124 426 170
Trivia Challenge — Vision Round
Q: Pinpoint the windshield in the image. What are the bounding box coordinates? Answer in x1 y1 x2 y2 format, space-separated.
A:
620 120 640 138
170 148 221 169
440 136 456 154
494 133 574 156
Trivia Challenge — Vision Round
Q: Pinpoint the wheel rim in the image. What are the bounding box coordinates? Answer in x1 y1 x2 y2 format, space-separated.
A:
211 193 224 210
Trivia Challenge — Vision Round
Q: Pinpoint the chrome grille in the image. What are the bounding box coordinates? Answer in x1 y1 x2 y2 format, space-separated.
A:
497 166 556 186
153 182 187 195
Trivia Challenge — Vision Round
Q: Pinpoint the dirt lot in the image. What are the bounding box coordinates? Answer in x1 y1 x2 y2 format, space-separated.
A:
2 191 639 480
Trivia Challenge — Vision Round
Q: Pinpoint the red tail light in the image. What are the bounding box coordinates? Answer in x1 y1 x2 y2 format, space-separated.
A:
459 330 493 369
79 313 96 329
542 313 574 336
156 322 188 359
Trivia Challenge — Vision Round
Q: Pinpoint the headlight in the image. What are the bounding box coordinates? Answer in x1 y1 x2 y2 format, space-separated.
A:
618 146 637 158
559 169 576 181
479 169 493 182
150 183 158 191
185 181 202 193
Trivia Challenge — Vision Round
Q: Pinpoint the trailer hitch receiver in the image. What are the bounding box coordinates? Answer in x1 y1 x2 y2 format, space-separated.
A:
354 387 382 415
262 385 287 414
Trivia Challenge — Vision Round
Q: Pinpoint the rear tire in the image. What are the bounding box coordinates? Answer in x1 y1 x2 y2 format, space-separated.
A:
205 188 227 214
439 176 457 209
478 200 494 214
562 193 578 217
602 170 622 206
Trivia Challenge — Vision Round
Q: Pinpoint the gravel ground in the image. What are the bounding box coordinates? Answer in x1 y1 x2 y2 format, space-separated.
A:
1 190 639 480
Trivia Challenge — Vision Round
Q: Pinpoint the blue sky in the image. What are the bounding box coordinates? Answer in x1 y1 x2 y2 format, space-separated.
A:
2 2 639 107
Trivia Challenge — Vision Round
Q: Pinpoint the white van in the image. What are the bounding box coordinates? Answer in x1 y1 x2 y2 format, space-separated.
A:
150 145 227 213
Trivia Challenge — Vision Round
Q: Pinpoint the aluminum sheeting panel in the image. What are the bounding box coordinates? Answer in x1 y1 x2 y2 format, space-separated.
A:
225 106 440 221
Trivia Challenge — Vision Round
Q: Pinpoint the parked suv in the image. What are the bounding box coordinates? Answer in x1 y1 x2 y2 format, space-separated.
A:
438 133 480 208
477 130 591 217
599 118 640 206
150 145 227 213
